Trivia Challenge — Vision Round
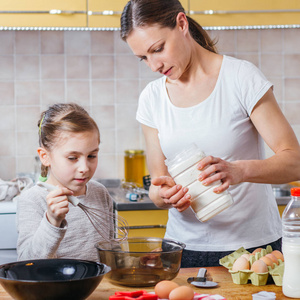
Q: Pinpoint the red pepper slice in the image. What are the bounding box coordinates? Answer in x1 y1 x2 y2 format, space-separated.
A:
109 290 158 300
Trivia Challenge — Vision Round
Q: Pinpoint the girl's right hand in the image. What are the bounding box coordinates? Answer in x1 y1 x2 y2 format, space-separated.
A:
46 187 73 227
151 176 191 212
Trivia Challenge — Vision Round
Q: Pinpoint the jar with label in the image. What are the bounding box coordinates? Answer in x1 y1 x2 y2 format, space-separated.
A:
124 150 146 187
165 144 233 222
282 187 300 298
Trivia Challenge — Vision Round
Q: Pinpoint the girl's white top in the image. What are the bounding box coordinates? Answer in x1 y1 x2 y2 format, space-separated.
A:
136 55 281 251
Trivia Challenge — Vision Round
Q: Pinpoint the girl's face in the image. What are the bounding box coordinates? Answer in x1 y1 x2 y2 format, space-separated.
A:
43 130 99 196
126 14 190 81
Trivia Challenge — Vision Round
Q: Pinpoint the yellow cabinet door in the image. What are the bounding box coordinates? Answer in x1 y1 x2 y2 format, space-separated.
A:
88 0 189 28
117 209 168 238
189 0 300 27
0 0 87 27
88 0 128 28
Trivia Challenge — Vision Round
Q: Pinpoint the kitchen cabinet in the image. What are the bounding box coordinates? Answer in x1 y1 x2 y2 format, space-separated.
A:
117 209 168 238
0 0 87 27
189 0 300 27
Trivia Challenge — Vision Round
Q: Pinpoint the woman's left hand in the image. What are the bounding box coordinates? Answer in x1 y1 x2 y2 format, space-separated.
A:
197 156 243 193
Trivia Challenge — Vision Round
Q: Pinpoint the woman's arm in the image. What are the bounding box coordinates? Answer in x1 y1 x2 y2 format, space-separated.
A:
198 88 300 193
142 124 191 211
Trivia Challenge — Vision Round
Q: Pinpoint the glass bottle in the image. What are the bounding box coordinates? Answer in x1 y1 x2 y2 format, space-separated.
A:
124 150 146 187
282 187 300 298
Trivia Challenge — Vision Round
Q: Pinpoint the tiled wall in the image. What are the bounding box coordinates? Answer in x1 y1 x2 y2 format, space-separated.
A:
0 28 299 181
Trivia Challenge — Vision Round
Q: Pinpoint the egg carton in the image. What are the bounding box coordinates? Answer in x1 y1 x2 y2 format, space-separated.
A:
219 246 284 286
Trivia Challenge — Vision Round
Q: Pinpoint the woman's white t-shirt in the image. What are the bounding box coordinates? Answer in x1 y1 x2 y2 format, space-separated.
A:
136 55 281 251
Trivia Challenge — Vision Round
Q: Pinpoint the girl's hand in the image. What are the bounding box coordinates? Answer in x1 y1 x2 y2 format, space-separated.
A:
197 156 242 193
46 187 73 227
151 176 191 212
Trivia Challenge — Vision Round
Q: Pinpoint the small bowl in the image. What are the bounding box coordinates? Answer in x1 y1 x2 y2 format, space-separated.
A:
95 237 185 287
0 258 111 300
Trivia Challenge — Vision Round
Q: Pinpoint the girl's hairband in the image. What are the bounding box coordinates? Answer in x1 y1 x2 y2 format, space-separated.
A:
39 114 45 136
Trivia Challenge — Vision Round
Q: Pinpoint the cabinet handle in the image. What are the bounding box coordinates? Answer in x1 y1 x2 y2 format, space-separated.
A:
88 10 122 16
189 9 300 15
127 225 166 230
0 10 86 14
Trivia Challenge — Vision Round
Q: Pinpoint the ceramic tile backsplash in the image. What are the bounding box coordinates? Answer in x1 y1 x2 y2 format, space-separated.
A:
0 28 299 181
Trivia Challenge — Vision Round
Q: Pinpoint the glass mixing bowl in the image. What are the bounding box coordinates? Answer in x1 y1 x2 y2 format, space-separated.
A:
95 237 186 287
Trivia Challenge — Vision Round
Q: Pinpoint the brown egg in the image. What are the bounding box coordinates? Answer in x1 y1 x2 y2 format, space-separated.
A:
259 256 274 269
266 253 279 265
169 286 194 300
241 253 251 261
252 247 263 255
154 280 179 299
271 250 284 262
232 256 250 271
251 260 268 273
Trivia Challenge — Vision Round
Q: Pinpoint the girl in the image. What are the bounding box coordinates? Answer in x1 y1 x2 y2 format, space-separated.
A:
120 0 300 267
17 103 114 262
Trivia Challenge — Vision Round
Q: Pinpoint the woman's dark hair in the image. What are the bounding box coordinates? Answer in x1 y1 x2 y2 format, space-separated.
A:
38 103 100 177
120 0 217 53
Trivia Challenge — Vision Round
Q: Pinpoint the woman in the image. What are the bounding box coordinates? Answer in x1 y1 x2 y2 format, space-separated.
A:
120 0 300 267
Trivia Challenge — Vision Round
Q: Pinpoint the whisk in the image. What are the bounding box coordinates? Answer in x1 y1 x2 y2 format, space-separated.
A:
37 182 128 242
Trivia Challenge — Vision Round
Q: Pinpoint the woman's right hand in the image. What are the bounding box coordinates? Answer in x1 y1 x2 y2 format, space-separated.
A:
151 176 191 212
46 187 73 227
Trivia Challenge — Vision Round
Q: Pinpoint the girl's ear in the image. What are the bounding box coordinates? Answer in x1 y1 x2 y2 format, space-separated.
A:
37 147 50 167
176 12 189 33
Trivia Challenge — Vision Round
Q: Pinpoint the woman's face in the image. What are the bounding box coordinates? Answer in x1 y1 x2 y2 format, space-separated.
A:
126 16 190 80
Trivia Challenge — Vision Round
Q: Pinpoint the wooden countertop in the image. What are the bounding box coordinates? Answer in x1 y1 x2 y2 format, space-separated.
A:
0 266 289 300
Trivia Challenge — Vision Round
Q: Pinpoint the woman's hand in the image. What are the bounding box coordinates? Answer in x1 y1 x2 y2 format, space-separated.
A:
151 176 192 212
46 187 73 227
197 156 243 193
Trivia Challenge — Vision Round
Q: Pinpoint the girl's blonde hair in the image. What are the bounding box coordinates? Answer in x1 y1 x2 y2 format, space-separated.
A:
38 103 100 177
120 0 217 53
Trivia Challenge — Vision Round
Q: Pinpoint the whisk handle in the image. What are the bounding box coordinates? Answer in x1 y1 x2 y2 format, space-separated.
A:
36 182 80 206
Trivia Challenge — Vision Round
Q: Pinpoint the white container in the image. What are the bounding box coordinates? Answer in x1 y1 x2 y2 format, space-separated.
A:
165 144 233 222
282 188 300 298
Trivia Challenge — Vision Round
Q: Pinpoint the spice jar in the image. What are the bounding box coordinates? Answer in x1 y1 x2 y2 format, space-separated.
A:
124 150 146 187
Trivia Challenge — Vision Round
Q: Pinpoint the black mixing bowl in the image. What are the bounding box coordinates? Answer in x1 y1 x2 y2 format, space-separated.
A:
0 258 111 300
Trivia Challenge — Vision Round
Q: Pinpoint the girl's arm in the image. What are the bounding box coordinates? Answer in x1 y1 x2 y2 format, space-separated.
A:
198 88 300 193
142 124 191 211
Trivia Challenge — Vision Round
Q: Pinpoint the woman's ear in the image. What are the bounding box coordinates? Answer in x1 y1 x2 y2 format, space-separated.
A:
37 147 50 167
176 12 189 33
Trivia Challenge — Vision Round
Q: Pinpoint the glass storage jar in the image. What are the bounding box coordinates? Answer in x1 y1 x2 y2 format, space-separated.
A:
124 150 146 187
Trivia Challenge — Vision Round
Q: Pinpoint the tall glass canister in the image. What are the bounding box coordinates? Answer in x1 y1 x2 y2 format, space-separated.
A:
124 150 146 187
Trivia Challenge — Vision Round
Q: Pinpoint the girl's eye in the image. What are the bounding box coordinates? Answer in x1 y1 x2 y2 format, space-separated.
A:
139 56 147 62
68 157 77 161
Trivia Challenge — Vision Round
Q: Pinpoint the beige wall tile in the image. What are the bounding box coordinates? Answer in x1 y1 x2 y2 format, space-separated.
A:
15 81 40 105
16 31 39 55
66 80 90 105
0 82 14 105
0 32 14 55
284 29 300 54
115 31 132 54
261 29 282 53
284 103 300 125
91 31 114 54
16 107 40 132
17 131 38 156
116 80 139 103
285 79 300 101
284 54 300 77
99 129 116 154
116 104 139 129
95 154 117 179
66 55 89 79
0 56 14 80
41 80 65 105
139 60 162 79
269 77 283 102
41 55 65 79
236 53 259 68
15 56 39 80
237 30 259 53
41 31 64 54
116 128 141 153
91 105 115 130
17 156 36 175
0 157 16 180
91 80 115 105
261 54 283 77
211 30 236 53
0 106 15 131
65 31 90 55
91 55 114 79
0 131 15 156
116 54 139 79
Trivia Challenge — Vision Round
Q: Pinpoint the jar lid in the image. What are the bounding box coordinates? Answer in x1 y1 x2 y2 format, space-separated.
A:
125 149 144 154
291 187 300 196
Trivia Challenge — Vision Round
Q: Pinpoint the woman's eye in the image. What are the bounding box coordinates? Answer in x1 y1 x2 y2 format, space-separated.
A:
88 155 97 159
154 46 163 53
